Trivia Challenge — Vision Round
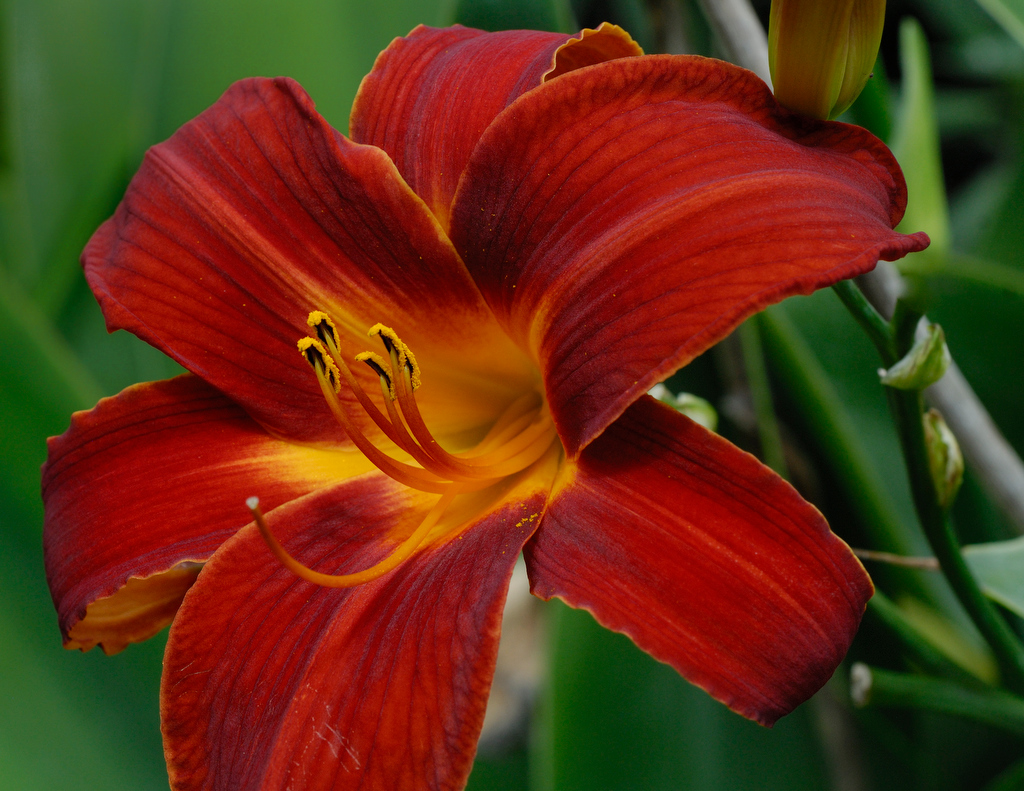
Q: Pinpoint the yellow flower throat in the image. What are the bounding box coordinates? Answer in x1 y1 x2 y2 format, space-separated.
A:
247 310 556 588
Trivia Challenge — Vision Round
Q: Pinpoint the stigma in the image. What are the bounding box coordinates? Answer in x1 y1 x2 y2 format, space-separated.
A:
248 310 556 588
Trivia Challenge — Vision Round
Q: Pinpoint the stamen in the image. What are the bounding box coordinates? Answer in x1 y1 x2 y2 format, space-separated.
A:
369 323 421 391
355 352 394 400
471 392 543 454
285 313 562 588
468 408 541 458
355 348 510 480
307 310 338 347
296 338 340 392
461 404 555 467
298 342 464 493
247 489 462 588
304 314 412 451
390 361 555 476
352 325 552 482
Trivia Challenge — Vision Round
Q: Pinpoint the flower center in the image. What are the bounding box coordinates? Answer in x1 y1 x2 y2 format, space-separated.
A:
247 310 556 588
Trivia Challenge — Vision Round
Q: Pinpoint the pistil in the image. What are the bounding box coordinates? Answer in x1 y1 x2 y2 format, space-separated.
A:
249 311 557 589
246 489 462 588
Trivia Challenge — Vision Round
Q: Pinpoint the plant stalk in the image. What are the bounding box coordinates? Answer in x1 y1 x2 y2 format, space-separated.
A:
738 316 789 478
852 664 1024 736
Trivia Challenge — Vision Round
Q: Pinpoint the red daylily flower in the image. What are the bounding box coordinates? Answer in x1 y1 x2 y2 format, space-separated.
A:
43 23 928 791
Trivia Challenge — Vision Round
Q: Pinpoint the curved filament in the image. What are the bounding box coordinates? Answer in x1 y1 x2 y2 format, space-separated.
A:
265 313 559 589
247 487 461 588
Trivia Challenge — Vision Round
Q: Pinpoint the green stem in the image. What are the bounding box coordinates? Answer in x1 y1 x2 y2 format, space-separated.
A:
738 316 789 478
832 278 1024 692
852 664 1024 736
832 280 897 363
867 591 984 687
760 302 985 626
888 380 1024 693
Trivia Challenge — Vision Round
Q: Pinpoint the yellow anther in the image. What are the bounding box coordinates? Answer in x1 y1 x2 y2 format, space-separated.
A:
307 310 339 347
297 337 341 393
355 351 395 400
402 346 421 391
282 315 560 593
368 323 421 390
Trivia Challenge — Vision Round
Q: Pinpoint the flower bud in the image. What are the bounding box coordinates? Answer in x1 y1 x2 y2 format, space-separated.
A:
768 0 886 119
649 384 718 432
923 408 964 510
878 318 950 390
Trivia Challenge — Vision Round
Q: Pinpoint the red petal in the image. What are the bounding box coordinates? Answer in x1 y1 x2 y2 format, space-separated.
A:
85 77 530 446
42 375 368 653
449 55 929 457
524 396 872 725
161 452 558 790
349 24 641 227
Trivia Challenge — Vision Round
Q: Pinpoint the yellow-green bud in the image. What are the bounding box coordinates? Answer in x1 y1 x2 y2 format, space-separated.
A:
923 408 964 510
878 318 951 390
768 0 886 119
649 384 718 432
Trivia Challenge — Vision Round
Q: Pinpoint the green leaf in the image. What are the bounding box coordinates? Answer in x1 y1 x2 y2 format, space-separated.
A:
0 270 101 531
155 0 445 139
448 0 575 32
0 0 147 300
919 275 1024 465
964 536 1024 618
852 664 1024 737
984 758 1024 791
973 148 1024 270
467 750 529 791
847 54 892 142
761 297 921 558
891 17 951 258
605 0 654 52
974 0 1024 51
0 532 169 791
899 251 1024 298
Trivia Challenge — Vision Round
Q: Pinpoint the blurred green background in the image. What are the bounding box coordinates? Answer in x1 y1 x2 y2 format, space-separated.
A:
3 0 1024 788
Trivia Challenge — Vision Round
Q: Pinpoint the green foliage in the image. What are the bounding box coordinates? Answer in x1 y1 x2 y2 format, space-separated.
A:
965 536 1024 619
975 0 1024 49
450 0 576 32
891 17 950 259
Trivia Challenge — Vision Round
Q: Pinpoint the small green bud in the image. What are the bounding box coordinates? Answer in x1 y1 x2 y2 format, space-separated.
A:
768 0 886 119
923 408 963 510
878 318 951 390
649 384 718 432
